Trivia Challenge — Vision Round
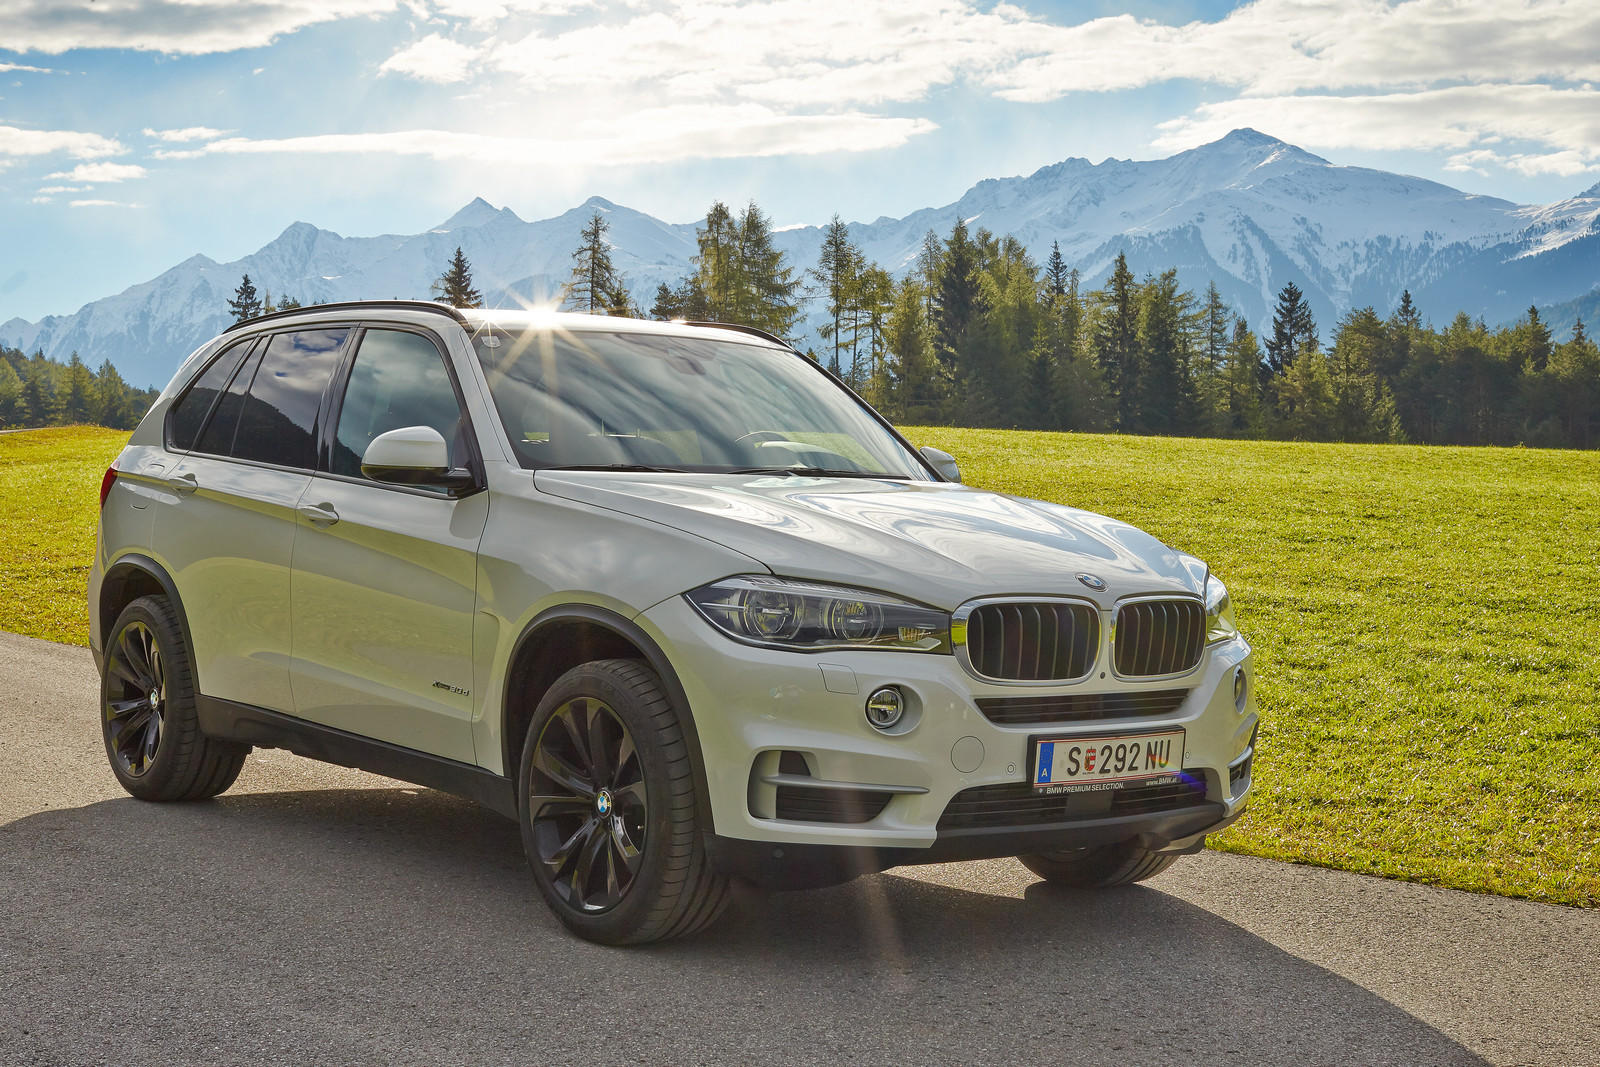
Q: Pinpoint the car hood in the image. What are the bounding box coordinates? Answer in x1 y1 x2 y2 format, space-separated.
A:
532 472 1205 610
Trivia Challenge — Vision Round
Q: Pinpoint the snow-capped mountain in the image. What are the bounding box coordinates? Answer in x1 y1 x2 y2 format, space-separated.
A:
6 128 1598 388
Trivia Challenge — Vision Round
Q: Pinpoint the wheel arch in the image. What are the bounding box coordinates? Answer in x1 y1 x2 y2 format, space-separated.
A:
99 554 193 668
502 605 716 833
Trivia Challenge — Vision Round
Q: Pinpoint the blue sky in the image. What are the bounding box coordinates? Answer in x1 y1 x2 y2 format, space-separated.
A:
3 0 1598 325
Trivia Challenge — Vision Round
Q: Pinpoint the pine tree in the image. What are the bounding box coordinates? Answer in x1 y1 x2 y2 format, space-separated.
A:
1264 281 1318 377
932 217 987 375
276 294 301 311
228 274 263 323
431 247 483 308
562 210 632 315
809 216 864 379
1515 305 1553 372
1044 241 1071 303
1222 317 1265 435
63 353 93 424
20 362 60 426
0 359 22 427
884 276 940 423
1094 251 1140 431
691 201 800 339
93 360 135 429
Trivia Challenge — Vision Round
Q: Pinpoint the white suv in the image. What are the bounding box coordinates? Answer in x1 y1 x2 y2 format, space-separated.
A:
90 302 1257 944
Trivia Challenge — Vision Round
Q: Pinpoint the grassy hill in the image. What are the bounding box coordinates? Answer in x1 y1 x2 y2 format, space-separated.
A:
3 425 1596 906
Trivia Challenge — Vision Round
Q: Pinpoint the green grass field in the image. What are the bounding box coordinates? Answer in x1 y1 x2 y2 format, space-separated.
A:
3 425 1597 906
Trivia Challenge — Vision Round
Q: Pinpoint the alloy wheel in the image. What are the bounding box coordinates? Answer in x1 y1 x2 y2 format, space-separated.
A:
527 696 648 913
104 620 166 777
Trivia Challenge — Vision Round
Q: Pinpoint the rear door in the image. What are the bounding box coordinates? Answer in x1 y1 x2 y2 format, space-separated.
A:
287 325 488 764
155 327 351 711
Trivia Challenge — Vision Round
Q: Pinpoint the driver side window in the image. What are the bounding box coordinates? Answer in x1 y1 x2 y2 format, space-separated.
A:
332 329 468 490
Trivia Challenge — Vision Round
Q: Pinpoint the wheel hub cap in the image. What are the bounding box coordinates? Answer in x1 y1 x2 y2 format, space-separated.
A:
595 789 613 817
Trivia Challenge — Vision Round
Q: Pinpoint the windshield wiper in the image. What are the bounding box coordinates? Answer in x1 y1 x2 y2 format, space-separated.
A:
544 464 689 474
728 466 909 480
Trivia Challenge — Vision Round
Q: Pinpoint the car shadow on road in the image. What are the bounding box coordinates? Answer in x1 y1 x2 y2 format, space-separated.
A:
0 786 1490 1067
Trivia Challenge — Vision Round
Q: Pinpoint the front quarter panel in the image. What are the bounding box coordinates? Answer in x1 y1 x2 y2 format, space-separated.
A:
471 462 765 774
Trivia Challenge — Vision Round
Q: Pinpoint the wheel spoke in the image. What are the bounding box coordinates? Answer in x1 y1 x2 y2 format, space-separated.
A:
586 703 615 785
569 822 608 907
602 840 622 907
110 706 153 743
107 695 150 719
556 701 594 778
526 794 590 818
123 626 152 683
614 731 637 781
107 657 143 687
613 779 647 810
545 817 595 880
609 815 643 870
532 745 595 800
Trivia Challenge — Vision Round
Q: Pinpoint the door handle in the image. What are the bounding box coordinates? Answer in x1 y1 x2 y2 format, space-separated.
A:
297 502 340 527
167 472 199 496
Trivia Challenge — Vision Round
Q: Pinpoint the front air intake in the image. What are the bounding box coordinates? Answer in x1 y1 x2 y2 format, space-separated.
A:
1113 599 1205 677
962 601 1099 682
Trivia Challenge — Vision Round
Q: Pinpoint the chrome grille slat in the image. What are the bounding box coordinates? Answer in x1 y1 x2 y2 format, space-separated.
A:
961 601 1098 682
1113 599 1204 677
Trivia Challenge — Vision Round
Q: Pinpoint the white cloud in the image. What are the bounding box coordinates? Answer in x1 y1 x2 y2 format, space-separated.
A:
0 125 125 159
69 199 129 207
36 185 87 193
184 105 935 166
0 0 401 56
1153 85 1600 175
143 126 227 142
0 61 59 74
45 162 150 182
379 33 482 83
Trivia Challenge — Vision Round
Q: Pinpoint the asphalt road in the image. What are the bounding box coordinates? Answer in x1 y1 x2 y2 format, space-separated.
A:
2 630 1595 1067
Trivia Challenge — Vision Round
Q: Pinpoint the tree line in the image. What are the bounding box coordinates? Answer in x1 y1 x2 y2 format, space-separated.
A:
238 205 1600 450
0 344 157 431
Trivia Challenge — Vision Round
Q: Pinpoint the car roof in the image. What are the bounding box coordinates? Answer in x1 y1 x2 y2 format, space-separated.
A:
223 300 792 351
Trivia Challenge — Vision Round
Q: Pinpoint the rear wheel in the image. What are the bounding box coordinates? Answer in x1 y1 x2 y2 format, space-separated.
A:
100 595 248 801
518 659 729 945
1018 839 1184 887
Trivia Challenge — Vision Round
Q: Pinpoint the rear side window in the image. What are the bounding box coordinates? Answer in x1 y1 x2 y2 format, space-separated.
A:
230 329 350 469
167 339 252 451
331 329 468 485
194 342 264 457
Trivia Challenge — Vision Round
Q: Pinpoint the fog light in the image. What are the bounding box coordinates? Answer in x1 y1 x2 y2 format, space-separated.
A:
864 686 905 730
1233 667 1248 712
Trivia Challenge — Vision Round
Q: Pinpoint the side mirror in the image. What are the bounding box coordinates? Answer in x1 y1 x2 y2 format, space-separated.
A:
918 445 961 483
361 426 474 490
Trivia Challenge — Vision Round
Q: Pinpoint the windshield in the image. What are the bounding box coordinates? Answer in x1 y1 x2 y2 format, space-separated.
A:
472 328 927 478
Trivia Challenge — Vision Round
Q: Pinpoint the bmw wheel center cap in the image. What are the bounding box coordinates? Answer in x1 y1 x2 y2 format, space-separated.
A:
1076 573 1107 591
595 789 613 817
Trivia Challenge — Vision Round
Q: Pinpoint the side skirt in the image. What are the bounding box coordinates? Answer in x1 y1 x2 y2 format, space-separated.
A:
196 695 517 820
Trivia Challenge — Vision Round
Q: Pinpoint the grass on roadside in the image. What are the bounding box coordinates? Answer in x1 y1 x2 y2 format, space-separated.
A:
907 427 1600 908
0 427 130 645
2 425 1597 907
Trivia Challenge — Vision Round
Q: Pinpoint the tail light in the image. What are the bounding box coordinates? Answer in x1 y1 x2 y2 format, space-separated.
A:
99 465 119 508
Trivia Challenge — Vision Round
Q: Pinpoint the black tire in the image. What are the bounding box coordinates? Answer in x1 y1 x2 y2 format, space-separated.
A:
518 658 729 945
100 595 248 801
1018 839 1184 888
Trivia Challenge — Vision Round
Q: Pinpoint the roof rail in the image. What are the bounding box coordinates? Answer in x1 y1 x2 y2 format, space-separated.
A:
677 320 797 351
222 299 470 334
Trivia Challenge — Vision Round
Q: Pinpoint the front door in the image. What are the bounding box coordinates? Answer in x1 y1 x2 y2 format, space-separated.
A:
289 326 487 764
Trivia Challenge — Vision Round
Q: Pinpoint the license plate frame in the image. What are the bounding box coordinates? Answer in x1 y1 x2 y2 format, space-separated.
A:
1028 728 1186 794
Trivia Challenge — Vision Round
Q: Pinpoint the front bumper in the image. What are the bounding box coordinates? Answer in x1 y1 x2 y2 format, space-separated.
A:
636 596 1258 870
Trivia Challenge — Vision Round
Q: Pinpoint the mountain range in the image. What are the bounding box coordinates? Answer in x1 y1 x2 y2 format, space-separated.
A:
7 128 1599 388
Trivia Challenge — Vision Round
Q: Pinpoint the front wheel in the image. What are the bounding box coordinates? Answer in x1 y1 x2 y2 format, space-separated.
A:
518 659 729 945
1017 839 1184 887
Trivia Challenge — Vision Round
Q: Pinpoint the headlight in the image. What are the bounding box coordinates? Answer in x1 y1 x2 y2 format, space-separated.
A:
686 576 952 653
1205 574 1239 644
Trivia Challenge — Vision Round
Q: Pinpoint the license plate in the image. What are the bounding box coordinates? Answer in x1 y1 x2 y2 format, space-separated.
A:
1031 729 1186 794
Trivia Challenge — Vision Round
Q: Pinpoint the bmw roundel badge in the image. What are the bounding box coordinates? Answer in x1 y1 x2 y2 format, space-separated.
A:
596 790 613 816
1076 573 1107 591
